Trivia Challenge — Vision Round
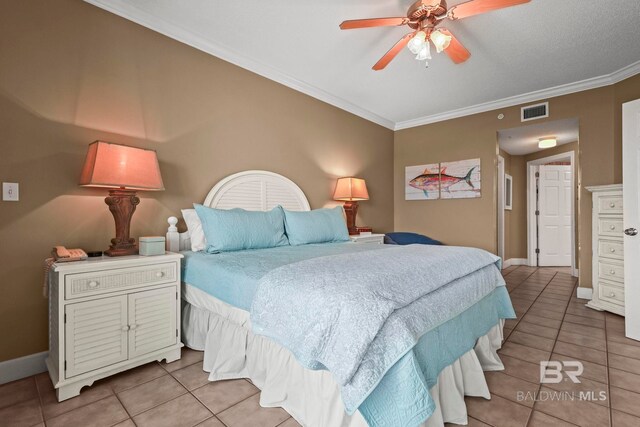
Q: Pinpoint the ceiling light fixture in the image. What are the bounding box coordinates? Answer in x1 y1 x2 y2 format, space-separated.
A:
538 137 557 149
407 30 427 54
430 29 452 53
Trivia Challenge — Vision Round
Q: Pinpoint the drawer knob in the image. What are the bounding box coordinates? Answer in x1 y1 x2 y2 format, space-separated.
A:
129 323 138 330
610 292 616 298
610 202 616 208
610 269 616 275
156 272 164 278
88 281 99 288
610 225 616 230
121 325 130 332
610 248 616 253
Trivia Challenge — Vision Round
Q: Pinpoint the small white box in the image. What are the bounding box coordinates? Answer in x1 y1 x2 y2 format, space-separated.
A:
139 236 166 256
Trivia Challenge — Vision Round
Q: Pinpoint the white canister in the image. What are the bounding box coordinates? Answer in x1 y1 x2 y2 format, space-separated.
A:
139 236 166 256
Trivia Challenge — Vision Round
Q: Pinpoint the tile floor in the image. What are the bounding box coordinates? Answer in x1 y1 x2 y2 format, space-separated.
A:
460 265 640 427
0 347 297 427
2 266 639 427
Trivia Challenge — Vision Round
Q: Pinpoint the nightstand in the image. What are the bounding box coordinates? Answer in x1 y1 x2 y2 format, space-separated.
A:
349 233 385 244
47 252 183 401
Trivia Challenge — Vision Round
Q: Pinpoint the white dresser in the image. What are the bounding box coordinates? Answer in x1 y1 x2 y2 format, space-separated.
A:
586 185 624 316
47 252 183 401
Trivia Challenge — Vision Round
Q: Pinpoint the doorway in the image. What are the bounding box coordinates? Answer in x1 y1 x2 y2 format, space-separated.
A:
497 118 579 275
527 152 575 271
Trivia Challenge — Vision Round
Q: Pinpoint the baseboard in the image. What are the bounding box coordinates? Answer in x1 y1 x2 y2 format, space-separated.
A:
0 351 48 384
503 258 528 268
576 287 593 300
572 268 579 278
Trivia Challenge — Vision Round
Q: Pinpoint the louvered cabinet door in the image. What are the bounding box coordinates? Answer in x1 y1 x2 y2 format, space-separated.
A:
128 287 177 358
65 295 128 378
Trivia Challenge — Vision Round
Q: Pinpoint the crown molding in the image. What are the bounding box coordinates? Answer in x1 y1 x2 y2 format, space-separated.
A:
83 1 639 132
83 0 396 130
394 60 640 130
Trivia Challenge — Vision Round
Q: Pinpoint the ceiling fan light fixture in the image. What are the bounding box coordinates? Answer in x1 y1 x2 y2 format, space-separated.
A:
407 30 427 54
538 137 557 149
416 42 432 61
431 29 452 53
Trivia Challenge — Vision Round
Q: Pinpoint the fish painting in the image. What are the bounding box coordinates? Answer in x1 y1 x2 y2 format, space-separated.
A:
408 166 442 198
409 166 476 196
440 159 481 199
405 159 481 200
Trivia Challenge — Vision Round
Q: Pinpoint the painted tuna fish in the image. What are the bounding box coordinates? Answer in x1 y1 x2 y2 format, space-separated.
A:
409 166 476 197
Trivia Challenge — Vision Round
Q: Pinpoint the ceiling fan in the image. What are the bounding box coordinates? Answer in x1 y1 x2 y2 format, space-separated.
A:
339 0 531 70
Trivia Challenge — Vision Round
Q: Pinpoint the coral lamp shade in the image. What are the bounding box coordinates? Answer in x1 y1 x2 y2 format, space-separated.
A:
79 141 164 191
333 177 369 201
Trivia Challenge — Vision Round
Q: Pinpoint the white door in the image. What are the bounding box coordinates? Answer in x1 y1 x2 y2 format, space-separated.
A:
623 98 640 340
65 295 128 378
128 287 177 358
538 165 572 266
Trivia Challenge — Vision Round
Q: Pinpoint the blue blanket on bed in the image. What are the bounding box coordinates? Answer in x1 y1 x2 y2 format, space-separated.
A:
182 244 514 427
250 245 511 425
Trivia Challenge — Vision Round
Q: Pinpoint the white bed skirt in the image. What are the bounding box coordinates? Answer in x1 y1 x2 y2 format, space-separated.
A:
182 284 506 427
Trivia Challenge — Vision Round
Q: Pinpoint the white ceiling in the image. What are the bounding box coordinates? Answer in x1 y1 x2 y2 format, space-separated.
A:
85 0 640 130
498 117 579 155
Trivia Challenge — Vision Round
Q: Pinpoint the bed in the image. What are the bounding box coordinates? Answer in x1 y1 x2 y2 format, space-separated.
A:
166 170 515 427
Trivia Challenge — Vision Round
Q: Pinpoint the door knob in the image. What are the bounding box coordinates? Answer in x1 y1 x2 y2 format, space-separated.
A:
625 228 638 236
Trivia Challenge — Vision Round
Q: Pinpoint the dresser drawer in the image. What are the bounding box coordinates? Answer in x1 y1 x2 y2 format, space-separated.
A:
598 260 624 284
598 281 624 306
598 240 624 260
65 262 177 300
598 217 624 238
597 196 623 215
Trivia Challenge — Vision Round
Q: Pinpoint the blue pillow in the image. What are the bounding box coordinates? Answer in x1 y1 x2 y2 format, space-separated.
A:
283 207 350 246
384 232 443 246
194 204 289 253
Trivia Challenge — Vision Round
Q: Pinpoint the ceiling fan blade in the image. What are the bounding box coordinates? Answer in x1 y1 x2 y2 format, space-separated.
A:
440 29 471 64
448 0 531 20
339 17 409 30
373 33 414 71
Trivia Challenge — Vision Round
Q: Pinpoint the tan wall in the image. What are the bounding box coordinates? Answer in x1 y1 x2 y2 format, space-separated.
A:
506 154 528 260
394 115 499 252
395 76 640 289
0 0 394 362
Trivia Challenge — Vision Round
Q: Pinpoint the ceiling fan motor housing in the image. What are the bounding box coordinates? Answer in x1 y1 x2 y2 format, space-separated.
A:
408 0 448 29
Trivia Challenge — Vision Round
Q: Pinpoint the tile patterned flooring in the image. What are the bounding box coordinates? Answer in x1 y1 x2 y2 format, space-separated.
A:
460 265 640 427
2 266 640 426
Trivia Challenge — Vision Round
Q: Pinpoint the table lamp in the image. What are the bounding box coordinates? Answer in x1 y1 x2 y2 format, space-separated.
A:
333 177 370 235
80 141 164 256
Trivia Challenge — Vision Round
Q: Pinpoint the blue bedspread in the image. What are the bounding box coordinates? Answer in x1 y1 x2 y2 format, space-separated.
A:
181 242 388 310
251 245 510 418
182 243 515 427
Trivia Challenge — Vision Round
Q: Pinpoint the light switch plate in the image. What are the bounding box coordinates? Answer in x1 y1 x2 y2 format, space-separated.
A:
3 182 19 201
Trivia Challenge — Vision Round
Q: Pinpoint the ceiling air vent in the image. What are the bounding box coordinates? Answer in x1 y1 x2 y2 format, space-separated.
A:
521 102 549 122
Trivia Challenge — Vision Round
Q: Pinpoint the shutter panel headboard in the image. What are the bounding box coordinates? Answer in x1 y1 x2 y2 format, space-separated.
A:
167 170 310 251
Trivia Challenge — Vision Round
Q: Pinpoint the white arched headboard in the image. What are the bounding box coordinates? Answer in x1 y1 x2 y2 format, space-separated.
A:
167 170 310 251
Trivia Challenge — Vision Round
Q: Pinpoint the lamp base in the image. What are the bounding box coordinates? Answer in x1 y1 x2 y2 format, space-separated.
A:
342 201 370 236
104 189 139 257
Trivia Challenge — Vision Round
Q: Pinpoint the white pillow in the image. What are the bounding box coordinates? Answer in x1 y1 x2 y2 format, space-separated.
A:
181 209 207 252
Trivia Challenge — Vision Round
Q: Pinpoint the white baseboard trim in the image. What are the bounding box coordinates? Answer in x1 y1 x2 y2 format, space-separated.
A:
572 268 579 278
0 351 48 384
576 287 593 301
503 258 528 268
